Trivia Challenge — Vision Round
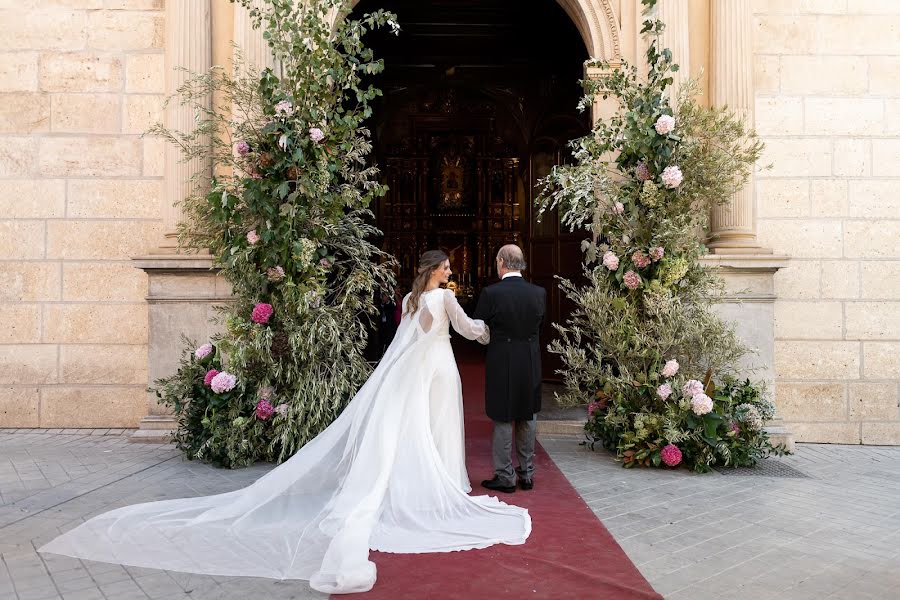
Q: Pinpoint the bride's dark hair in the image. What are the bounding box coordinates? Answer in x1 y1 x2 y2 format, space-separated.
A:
405 250 449 316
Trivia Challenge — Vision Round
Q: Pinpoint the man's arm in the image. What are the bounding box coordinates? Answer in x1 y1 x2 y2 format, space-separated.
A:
474 286 492 323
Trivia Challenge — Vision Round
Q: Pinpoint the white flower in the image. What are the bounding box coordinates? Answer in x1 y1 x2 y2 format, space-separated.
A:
657 383 673 401
682 379 704 398
661 359 679 378
274 100 294 117
661 165 683 189
602 251 619 271
309 127 325 143
277 134 289 151
654 114 676 135
691 393 714 416
612 201 625 214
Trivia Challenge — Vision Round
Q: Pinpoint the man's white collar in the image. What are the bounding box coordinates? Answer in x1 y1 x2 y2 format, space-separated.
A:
501 272 523 280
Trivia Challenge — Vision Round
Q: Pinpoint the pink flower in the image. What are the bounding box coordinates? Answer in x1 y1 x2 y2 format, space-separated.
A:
654 114 676 135
612 201 625 215
661 444 682 467
623 270 642 290
274 100 294 117
266 266 285 282
309 127 325 143
728 420 741 435
691 393 714 416
661 165 683 189
650 246 664 262
632 251 651 269
255 399 275 420
203 369 219 387
682 379 704 398
234 140 250 155
661 359 679 378
251 302 274 324
602 251 619 271
275 403 289 416
319 257 332 269
210 371 237 394
246 230 260 245
587 400 602 417
657 383 673 401
194 343 213 360
635 161 651 182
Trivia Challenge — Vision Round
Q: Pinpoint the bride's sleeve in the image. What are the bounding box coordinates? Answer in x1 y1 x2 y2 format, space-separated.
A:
443 289 490 344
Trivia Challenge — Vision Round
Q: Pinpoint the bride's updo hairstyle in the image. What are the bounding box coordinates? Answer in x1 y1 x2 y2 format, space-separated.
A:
405 249 449 316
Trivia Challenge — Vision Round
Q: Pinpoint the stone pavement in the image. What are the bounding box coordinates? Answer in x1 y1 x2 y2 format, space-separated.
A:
0 430 898 600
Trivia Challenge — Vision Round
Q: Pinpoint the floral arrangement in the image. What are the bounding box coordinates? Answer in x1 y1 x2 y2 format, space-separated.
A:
536 0 788 472
149 0 398 467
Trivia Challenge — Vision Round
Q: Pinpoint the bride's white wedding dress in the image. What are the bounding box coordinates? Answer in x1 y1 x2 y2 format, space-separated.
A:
40 288 531 594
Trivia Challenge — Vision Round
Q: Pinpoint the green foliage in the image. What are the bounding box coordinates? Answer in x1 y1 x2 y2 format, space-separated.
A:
148 0 398 467
537 0 787 472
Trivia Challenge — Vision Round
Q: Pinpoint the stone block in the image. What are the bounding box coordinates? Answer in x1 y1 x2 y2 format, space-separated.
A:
0 92 50 133
863 342 900 378
63 262 147 301
0 304 41 343
860 262 900 299
0 262 61 302
87 11 164 50
753 16 818 54
804 98 884 136
759 138 832 177
809 180 848 218
777 383 846 421
60 345 147 384
754 55 780 94
39 52 123 92
67 179 162 218
816 15 900 54
773 259 820 299
142 136 165 176
832 139 870 177
774 341 860 379
104 0 164 8
0 220 45 259
756 179 809 218
821 260 860 299
844 221 900 258
755 97 804 136
0 53 39 91
861 422 900 445
50 93 120 133
123 94 163 134
39 386 147 428
0 136 38 176
2 10 87 51
125 53 164 93
39 136 141 177
871 139 900 177
47 220 161 260
0 180 65 218
847 0 900 14
0 345 58 384
0 387 40 428
44 303 148 344
147 272 218 299
789 422 860 444
845 302 900 340
781 56 867 95
774 301 843 339
757 220 842 258
849 383 897 421
886 99 900 135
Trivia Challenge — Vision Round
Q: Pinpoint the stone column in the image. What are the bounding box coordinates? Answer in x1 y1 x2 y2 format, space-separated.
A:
657 0 691 105
233 0 277 76
159 0 213 251
708 0 760 253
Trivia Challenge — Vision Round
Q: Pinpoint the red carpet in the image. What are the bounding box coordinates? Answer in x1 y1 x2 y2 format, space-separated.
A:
350 349 663 600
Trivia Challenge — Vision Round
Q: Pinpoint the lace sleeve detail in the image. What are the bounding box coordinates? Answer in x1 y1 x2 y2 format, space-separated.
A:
443 289 490 344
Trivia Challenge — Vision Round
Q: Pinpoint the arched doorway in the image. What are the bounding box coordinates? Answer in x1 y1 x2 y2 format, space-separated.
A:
354 0 591 378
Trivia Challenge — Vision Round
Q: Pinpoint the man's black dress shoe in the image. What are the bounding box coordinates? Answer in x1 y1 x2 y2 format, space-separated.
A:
481 477 516 494
519 478 533 491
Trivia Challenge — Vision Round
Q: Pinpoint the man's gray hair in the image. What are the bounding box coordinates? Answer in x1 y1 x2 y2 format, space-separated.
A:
497 244 527 271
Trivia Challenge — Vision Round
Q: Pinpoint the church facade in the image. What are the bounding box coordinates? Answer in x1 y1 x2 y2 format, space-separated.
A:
1 0 897 445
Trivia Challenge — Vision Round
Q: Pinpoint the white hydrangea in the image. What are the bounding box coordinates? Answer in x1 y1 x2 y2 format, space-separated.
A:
691 393 714 416
661 165 683 189
654 114 676 135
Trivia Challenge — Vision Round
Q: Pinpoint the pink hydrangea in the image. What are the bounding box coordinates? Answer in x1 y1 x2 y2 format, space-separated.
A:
275 403 289 416
319 258 332 269
612 201 625 215
246 230 260 245
650 246 664 262
635 161 651 182
194 342 213 360
255 399 275 420
251 302 274 324
661 165 683 189
602 251 619 271
632 251 651 269
274 100 294 117
661 359 679 378
203 369 219 387
210 371 237 394
661 444 682 467
655 114 676 135
657 383 673 401
691 393 714 416
682 379 704 398
623 270 642 290
309 127 325 143
266 266 285 282
234 140 250 155
587 400 602 417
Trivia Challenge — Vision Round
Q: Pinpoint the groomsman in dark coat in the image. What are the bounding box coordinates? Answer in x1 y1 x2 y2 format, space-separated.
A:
474 244 546 493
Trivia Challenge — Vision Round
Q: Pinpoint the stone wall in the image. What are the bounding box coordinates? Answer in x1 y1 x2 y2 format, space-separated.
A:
0 0 165 428
753 0 900 444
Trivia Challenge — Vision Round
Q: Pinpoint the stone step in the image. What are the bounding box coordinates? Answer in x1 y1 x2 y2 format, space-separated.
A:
128 429 175 444
537 420 585 436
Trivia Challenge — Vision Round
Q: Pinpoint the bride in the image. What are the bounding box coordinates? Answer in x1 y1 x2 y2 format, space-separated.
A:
40 250 532 594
